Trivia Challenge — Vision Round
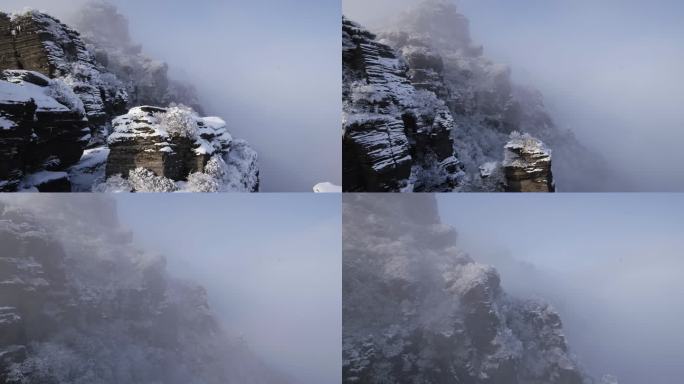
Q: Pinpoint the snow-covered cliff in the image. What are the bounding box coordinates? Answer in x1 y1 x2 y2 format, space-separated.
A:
0 6 258 192
343 17 462 192
343 0 611 192
343 194 593 383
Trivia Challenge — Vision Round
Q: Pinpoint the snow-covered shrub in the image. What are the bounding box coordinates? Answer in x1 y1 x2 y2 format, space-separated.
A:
127 168 177 192
186 172 219 192
185 156 228 192
45 78 86 115
93 174 132 193
154 105 198 139
204 155 227 180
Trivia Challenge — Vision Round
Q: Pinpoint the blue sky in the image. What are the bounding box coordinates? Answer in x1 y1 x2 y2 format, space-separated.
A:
113 194 341 384
3 0 342 191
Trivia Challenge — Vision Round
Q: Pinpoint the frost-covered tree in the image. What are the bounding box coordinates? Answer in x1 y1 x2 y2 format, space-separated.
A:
154 105 198 139
127 168 178 192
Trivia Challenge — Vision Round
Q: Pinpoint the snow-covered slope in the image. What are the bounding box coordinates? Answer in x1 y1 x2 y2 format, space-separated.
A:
0 195 289 384
343 194 593 383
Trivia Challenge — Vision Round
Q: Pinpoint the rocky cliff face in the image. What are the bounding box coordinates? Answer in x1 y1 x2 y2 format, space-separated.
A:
344 0 611 191
0 70 90 192
0 10 128 134
0 195 288 384
0 7 258 192
343 194 588 383
503 132 555 192
342 17 462 192
101 105 258 192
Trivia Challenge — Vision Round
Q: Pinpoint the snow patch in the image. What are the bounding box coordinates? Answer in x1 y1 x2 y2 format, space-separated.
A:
313 182 342 193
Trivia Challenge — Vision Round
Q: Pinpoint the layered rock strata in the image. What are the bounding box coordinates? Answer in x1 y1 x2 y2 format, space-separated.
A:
104 106 259 192
503 132 555 192
0 10 128 130
342 17 462 192
0 70 90 191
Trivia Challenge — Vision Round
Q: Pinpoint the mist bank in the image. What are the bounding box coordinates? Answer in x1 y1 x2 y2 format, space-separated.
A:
438 194 684 383
0 194 341 384
344 0 684 191
114 194 342 384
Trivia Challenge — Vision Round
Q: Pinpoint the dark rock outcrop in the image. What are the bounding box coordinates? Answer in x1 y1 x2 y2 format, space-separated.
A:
104 105 258 192
342 17 462 192
0 70 90 191
0 89 35 191
343 194 586 383
106 106 217 180
0 10 128 130
503 132 555 192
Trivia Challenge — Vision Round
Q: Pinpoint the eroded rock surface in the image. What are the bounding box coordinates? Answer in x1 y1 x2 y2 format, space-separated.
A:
0 10 128 132
503 132 555 192
342 17 462 192
103 105 258 192
0 70 90 191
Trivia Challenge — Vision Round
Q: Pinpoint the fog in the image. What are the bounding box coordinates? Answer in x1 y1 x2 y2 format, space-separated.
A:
0 194 340 383
2 0 341 191
344 0 684 191
438 194 684 383
114 194 342 384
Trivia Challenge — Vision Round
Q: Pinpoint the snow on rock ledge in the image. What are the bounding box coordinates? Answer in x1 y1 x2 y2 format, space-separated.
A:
314 182 342 193
342 17 463 192
0 10 128 137
503 132 555 192
102 105 258 192
0 70 90 191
